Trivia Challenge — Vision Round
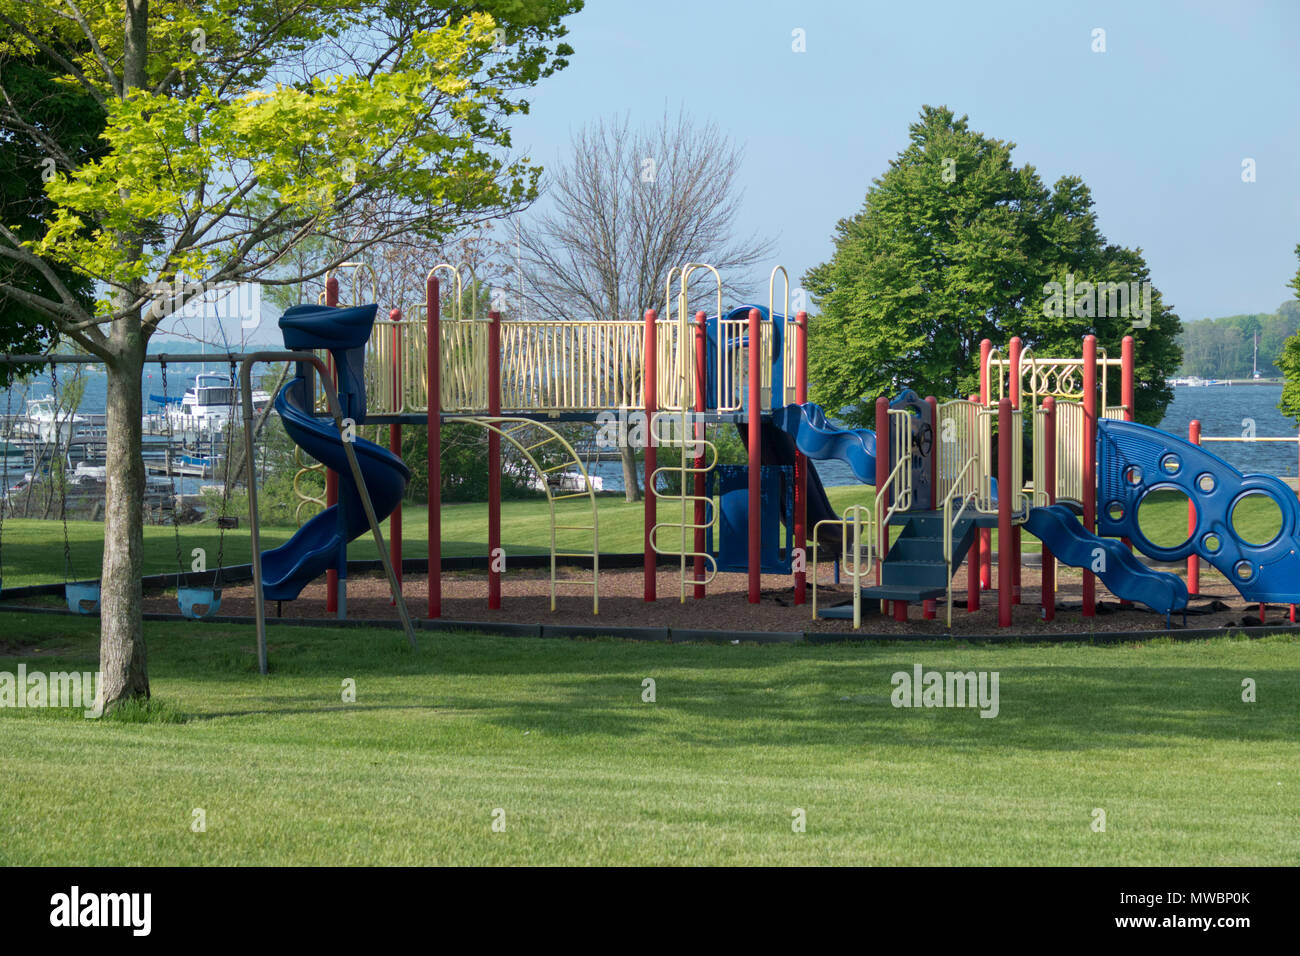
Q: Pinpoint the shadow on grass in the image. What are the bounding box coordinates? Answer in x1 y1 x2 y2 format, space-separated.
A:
5 612 1297 754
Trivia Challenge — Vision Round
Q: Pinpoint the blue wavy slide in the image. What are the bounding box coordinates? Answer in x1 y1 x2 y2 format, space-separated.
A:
1025 504 1188 618
260 305 410 602
771 402 876 484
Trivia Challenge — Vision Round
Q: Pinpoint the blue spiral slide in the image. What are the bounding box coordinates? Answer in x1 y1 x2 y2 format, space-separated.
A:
771 402 877 484
259 304 410 602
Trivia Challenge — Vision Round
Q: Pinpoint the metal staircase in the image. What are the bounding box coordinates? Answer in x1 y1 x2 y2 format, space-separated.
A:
818 510 978 620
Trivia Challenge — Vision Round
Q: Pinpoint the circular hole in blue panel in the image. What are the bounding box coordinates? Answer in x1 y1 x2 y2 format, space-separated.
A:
1233 560 1254 582
1106 500 1125 522
1125 465 1143 486
1201 532 1222 554
1196 472 1216 494
1136 486 1193 550
1160 454 1181 476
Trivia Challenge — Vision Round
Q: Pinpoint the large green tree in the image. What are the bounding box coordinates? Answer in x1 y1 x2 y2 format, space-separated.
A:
0 49 105 381
804 106 1181 427
0 0 579 710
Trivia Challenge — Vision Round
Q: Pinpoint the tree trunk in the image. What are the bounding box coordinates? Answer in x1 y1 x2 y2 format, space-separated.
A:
620 443 640 503
98 321 149 708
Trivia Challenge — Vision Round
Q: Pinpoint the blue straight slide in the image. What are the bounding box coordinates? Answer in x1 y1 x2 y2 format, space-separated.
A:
1024 504 1188 618
260 305 410 602
771 402 876 484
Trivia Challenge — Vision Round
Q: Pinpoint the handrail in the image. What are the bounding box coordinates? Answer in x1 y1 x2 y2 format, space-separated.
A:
811 505 873 628
874 409 914 539
942 454 980 627
769 265 789 406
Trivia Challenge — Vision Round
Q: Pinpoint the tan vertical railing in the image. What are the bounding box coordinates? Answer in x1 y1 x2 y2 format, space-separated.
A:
811 505 874 628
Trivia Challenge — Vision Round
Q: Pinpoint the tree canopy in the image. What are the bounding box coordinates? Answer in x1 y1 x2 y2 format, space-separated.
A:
0 48 105 381
804 106 1182 427
1179 304 1300 379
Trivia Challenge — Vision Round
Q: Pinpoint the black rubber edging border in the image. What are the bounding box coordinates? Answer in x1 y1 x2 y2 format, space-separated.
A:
3 601 1296 646
0 552 679 602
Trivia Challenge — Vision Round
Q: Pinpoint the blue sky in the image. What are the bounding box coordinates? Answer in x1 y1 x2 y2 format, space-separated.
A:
510 0 1300 321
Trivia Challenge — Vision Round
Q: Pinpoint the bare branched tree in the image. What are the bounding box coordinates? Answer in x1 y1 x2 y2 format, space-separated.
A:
515 109 775 500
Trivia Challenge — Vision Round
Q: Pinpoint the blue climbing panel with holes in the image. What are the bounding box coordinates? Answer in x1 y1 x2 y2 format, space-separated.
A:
1096 419 1300 603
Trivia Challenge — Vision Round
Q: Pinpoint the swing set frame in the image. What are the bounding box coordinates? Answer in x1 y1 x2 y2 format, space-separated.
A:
0 350 414 673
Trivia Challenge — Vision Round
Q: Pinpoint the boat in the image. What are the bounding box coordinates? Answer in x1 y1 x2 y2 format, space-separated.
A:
13 396 87 443
528 470 604 494
164 372 270 430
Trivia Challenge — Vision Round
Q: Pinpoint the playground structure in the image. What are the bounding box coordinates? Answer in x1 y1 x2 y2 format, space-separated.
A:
3 260 1300 655
249 260 1300 636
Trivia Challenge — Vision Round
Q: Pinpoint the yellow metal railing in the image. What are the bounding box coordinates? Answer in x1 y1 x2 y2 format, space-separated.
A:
942 455 980 627
811 505 874 628
362 262 797 417
875 410 914 565
444 415 599 613
936 399 988 507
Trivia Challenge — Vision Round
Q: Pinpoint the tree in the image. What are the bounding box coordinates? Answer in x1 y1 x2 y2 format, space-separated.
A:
515 110 775 501
0 0 580 710
0 49 106 383
804 106 1182 427
1277 245 1300 423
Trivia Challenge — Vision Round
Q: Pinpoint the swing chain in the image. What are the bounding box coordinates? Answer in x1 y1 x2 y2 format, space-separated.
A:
52 360 75 583
211 361 237 588
162 362 186 586
0 377 10 586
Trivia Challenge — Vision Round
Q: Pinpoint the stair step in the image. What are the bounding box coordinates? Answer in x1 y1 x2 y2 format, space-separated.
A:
816 600 882 620
882 562 950 588
859 584 948 602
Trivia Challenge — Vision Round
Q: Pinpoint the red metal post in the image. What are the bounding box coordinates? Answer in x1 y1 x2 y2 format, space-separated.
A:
1188 419 1201 595
325 276 340 614
1082 334 1097 616
967 392 980 613
1119 335 1136 603
923 394 939 620
747 307 762 604
1121 335 1135 419
793 311 809 605
388 308 402 598
998 397 1013 627
978 340 992 590
693 311 707 600
427 277 441 618
1009 336 1022 605
487 308 501 610
1042 396 1056 621
643 309 657 602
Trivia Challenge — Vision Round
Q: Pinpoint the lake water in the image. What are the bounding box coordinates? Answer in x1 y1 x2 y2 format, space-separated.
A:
4 371 1295 490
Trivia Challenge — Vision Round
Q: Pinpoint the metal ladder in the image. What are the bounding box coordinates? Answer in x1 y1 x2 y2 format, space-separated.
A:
451 416 601 613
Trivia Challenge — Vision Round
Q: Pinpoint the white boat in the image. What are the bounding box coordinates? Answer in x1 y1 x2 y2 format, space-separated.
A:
529 471 604 494
14 396 86 443
164 373 270 430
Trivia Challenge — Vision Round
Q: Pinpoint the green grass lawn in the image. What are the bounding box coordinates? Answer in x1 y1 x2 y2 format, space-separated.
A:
1 614 1297 865
4 484 1279 588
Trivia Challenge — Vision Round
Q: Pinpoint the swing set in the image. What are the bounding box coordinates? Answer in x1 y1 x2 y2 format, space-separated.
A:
0 352 244 621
